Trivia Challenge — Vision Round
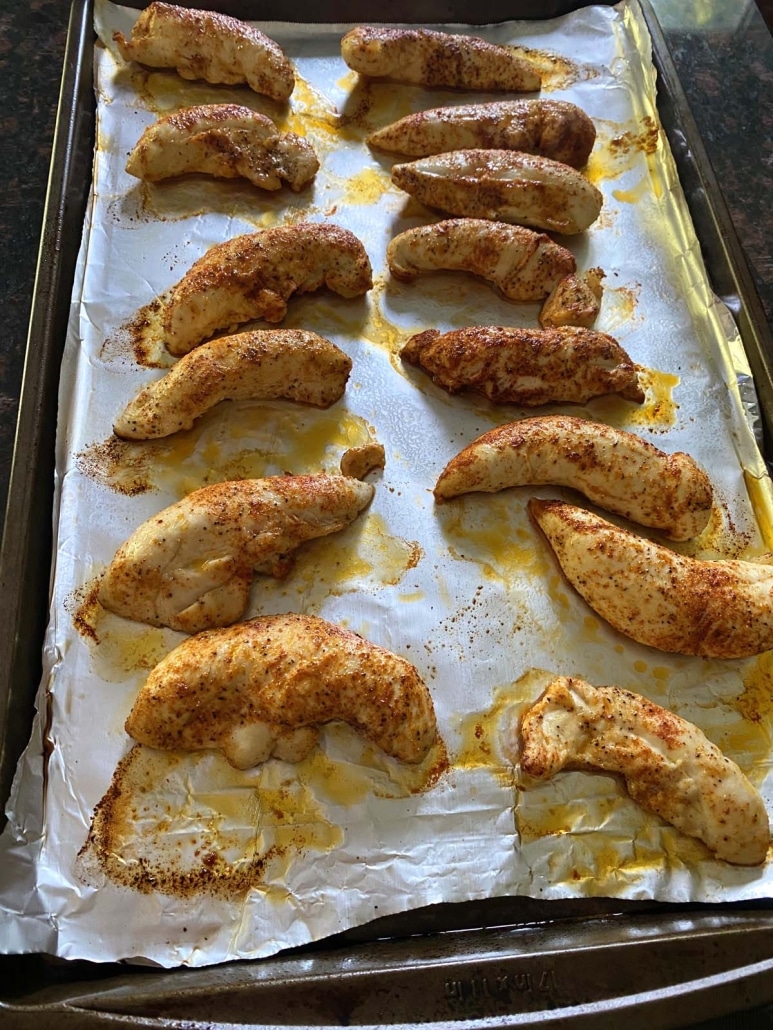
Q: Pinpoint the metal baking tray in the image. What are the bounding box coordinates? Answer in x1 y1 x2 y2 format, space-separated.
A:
2 0 773 1024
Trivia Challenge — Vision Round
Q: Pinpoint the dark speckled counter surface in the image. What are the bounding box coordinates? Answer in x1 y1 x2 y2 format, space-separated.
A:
0 1 771 1025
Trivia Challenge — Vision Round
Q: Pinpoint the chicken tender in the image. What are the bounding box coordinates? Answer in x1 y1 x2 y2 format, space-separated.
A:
539 268 605 328
125 613 438 769
434 415 712 541
368 99 596 167
402 326 644 405
529 498 773 658
125 105 319 191
113 1 295 102
162 223 372 356
387 219 576 302
341 25 540 92
392 150 603 235
99 475 373 634
114 329 352 440
516 675 769 866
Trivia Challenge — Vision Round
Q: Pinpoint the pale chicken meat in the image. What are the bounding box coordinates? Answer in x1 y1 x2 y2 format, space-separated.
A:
125 613 438 769
387 219 576 302
99 475 373 634
539 268 605 328
402 326 644 405
516 676 769 866
341 25 540 92
162 223 372 356
434 415 712 541
113 2 295 102
114 329 352 440
529 498 773 658
391 150 603 235
125 104 319 191
368 99 596 167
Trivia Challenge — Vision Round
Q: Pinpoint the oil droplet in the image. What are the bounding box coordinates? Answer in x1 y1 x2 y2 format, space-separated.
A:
587 116 660 186
342 165 393 206
628 367 679 428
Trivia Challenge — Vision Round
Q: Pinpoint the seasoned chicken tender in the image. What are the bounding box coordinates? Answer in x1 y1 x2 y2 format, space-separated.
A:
516 676 769 866
434 416 713 541
125 105 319 191
402 326 644 405
99 475 373 634
387 219 575 302
114 329 351 440
392 150 603 235
113 2 295 102
341 25 540 92
539 268 605 328
368 99 596 167
162 223 372 356
125 613 438 769
529 498 773 659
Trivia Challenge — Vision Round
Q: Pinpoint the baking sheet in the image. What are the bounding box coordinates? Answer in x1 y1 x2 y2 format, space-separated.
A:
1 0 772 969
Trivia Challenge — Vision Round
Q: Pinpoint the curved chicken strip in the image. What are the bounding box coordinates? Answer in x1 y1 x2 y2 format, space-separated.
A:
341 25 540 92
368 99 596 167
387 219 576 302
516 676 769 866
529 498 773 658
402 326 644 405
162 223 373 356
114 330 352 440
125 613 437 770
113 2 295 102
539 269 605 329
434 416 712 541
126 105 319 191
99 475 374 634
392 150 603 235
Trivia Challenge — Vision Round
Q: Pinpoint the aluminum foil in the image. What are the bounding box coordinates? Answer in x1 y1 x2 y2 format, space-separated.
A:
1 0 772 968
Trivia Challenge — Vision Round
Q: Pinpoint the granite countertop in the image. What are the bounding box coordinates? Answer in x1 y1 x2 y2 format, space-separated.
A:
0 1 771 1024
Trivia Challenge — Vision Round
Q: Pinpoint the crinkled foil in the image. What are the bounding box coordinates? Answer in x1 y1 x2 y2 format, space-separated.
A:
1 0 772 969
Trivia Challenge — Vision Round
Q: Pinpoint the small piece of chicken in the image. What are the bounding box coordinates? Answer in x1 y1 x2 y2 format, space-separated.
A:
114 330 352 440
402 326 644 405
392 150 603 235
516 676 769 866
162 223 373 356
368 99 596 167
99 475 373 634
529 498 773 659
339 443 386 479
341 25 540 92
387 219 576 303
113 2 295 102
434 416 712 541
125 105 319 191
125 613 438 769
539 268 605 329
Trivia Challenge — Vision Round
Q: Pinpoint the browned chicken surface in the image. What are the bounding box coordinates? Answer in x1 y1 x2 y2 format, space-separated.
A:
434 415 713 541
368 99 596 167
402 326 644 405
162 223 372 356
125 613 438 769
391 150 603 235
387 219 576 302
126 104 319 191
114 329 351 440
516 676 769 866
539 268 605 328
529 498 773 658
113 1 295 102
99 475 373 634
341 25 540 92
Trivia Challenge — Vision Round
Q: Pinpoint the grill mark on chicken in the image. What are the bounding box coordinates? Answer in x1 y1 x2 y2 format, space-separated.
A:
402 326 644 405
517 675 770 865
434 415 712 540
113 1 295 102
529 498 773 658
341 25 540 92
99 475 374 634
125 613 438 769
368 99 596 167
